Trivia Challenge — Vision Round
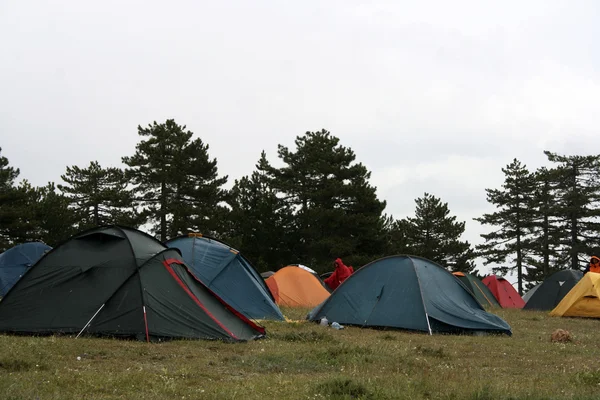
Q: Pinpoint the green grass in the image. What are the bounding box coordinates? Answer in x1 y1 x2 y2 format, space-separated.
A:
1 308 600 399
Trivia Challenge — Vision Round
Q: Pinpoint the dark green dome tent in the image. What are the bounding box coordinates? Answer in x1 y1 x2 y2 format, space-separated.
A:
0 226 265 342
308 255 511 335
166 234 283 321
452 271 500 308
524 269 583 311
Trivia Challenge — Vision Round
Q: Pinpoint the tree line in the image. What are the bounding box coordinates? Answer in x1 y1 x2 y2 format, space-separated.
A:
1 119 598 293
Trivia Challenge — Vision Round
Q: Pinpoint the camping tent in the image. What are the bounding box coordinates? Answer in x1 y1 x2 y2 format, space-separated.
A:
524 270 583 311
307 256 511 335
522 284 541 303
482 276 525 308
166 234 284 321
286 263 331 291
0 226 265 342
0 242 51 296
265 265 331 307
452 272 500 308
550 272 600 318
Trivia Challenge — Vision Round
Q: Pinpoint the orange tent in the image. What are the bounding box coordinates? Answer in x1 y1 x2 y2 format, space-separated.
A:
265 266 331 308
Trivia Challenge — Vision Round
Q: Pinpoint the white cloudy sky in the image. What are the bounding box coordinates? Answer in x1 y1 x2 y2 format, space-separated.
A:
1 1 599 274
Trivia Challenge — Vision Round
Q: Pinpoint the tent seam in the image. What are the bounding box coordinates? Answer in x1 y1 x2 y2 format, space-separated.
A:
410 256 433 335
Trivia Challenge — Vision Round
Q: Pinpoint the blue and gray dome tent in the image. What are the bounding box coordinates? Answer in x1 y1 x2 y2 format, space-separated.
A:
308 255 511 335
166 234 284 321
0 242 51 297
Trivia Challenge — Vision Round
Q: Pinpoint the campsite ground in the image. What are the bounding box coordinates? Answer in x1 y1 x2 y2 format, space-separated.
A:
1 308 600 400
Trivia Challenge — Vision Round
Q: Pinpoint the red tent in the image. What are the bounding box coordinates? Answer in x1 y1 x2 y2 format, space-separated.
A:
482 276 525 308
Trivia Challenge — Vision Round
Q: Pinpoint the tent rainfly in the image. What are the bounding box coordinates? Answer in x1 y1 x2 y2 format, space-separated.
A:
166 234 284 321
265 265 331 307
452 272 500 308
524 270 583 311
482 276 525 308
550 272 600 318
0 242 51 297
307 256 512 335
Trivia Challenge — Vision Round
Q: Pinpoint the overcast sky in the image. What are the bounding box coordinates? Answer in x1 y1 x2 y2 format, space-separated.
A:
1 1 599 274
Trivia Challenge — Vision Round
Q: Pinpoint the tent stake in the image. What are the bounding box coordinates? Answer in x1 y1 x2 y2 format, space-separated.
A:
76 303 105 339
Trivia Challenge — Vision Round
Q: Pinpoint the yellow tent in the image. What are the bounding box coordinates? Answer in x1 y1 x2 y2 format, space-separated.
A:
550 272 600 318
265 266 330 308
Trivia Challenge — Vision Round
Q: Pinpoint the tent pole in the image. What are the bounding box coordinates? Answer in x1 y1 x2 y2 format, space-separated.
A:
143 306 150 343
424 312 433 335
76 303 105 339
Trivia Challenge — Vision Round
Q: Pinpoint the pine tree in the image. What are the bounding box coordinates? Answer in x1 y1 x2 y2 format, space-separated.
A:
0 148 26 251
227 152 293 271
8 180 40 243
1 180 77 247
524 167 563 286
401 193 475 272
122 120 228 241
58 161 141 230
0 147 19 190
544 151 600 270
265 130 387 271
33 183 77 246
0 149 76 249
474 159 537 294
384 216 410 255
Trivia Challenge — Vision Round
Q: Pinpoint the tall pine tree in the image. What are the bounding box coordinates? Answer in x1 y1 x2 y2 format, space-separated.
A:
397 193 475 273
227 152 293 271
544 151 600 270
524 166 563 285
122 120 228 241
265 130 387 271
58 161 141 230
475 159 536 294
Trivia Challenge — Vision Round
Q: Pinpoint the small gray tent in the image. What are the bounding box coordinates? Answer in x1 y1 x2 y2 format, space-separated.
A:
524 270 583 311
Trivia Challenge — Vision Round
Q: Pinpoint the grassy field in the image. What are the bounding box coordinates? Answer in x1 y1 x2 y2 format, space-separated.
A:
1 308 600 400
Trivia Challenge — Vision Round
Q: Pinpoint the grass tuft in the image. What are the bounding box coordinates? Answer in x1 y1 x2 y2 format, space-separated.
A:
270 329 333 343
414 344 448 359
0 358 45 372
469 386 495 400
325 343 372 358
315 378 373 399
572 370 600 386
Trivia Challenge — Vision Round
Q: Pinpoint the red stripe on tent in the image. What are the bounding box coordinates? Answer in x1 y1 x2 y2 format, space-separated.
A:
143 306 150 343
162 260 239 340
163 257 265 334
173 259 266 335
